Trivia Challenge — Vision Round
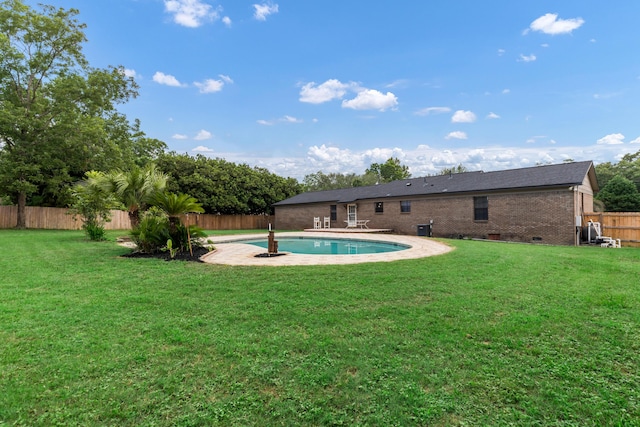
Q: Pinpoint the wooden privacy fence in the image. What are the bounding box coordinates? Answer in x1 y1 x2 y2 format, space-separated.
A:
584 212 640 247
181 213 274 230
0 206 274 231
0 206 131 230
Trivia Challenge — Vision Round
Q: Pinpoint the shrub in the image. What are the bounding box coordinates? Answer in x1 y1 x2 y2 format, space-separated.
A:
68 171 119 241
130 210 171 254
84 221 107 241
130 208 206 254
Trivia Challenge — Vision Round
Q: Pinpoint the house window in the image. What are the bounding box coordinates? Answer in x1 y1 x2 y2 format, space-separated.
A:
474 196 488 221
375 202 384 213
330 205 337 221
400 200 411 213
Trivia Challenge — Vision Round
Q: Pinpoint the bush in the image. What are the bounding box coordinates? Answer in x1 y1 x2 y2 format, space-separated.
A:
84 221 106 241
130 208 206 254
130 210 171 254
171 223 207 253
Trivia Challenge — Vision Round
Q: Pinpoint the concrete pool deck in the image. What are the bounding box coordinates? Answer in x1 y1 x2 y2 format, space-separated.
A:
201 232 452 266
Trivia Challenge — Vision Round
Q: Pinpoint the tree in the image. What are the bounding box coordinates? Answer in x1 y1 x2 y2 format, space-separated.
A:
106 164 168 228
595 150 640 192
439 164 468 175
595 175 640 212
157 153 302 215
151 192 204 235
0 0 139 227
302 171 377 191
365 157 411 183
68 171 119 240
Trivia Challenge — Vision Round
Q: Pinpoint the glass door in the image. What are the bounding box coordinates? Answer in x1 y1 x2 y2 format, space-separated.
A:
347 204 357 227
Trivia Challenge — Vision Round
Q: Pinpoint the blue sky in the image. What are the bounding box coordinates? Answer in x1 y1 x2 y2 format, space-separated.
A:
30 1 640 180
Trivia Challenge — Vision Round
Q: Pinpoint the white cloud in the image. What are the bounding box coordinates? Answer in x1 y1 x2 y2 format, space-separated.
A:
222 16 231 27
258 116 303 125
445 131 468 140
193 75 233 93
282 115 303 123
497 49 506 56
342 89 398 111
597 133 625 145
299 79 353 104
211 142 629 182
124 69 138 79
594 91 622 100
300 79 397 111
385 79 409 88
194 78 224 93
253 2 279 21
164 0 221 28
630 137 640 144
487 112 500 119
451 110 477 123
192 145 214 152
306 144 358 172
527 13 585 35
153 72 184 87
502 89 511 94
194 129 213 140
519 54 537 62
172 134 189 140
415 106 451 116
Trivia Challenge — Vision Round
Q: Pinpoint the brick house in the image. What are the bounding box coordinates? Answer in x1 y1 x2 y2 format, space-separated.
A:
274 161 598 246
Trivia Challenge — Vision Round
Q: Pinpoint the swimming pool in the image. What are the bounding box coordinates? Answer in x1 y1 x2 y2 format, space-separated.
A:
241 236 411 255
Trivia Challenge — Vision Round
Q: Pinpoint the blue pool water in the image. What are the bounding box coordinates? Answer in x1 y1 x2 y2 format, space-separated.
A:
241 237 410 255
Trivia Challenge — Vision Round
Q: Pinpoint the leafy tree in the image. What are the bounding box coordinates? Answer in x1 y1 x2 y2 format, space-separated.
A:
129 119 168 168
105 165 168 228
68 171 119 240
595 175 640 212
156 153 302 215
439 164 468 175
595 150 640 192
151 192 204 235
303 171 377 191
0 0 140 227
365 157 411 183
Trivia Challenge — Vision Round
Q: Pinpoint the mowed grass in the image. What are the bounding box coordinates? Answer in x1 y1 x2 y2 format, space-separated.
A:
1 230 639 426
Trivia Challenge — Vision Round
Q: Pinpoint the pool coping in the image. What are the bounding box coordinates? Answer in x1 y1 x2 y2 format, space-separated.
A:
201 232 453 266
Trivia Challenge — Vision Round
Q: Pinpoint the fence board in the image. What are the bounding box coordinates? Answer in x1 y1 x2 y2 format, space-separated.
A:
584 212 640 247
0 205 273 231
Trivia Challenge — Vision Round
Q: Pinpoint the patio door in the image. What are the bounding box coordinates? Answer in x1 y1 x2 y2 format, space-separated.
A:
347 204 357 226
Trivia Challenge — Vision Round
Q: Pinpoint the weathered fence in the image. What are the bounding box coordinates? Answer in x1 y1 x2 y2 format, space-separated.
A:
181 213 274 230
584 212 640 247
0 206 274 231
0 206 131 230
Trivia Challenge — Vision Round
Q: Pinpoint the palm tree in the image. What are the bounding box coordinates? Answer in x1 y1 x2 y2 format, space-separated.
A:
151 192 204 235
107 164 168 228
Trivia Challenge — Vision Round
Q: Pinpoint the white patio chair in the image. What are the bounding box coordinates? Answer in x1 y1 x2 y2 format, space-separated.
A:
313 217 321 229
323 216 330 229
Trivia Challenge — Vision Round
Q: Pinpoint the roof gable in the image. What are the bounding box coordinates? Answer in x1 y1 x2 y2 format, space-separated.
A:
275 161 596 206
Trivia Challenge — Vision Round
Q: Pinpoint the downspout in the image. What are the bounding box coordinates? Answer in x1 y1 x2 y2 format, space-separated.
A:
573 185 580 246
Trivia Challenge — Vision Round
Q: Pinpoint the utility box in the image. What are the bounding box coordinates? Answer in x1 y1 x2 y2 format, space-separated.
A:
417 224 432 237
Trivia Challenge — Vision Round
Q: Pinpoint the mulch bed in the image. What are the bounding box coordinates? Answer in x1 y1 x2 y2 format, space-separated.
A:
121 246 210 262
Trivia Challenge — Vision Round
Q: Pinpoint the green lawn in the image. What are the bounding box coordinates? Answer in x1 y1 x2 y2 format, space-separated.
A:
1 229 639 426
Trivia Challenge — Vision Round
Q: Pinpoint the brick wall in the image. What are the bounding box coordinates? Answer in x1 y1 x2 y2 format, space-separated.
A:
275 203 338 230
275 188 578 245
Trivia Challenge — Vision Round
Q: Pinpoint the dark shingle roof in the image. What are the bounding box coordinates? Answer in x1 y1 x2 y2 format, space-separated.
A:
275 161 596 206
